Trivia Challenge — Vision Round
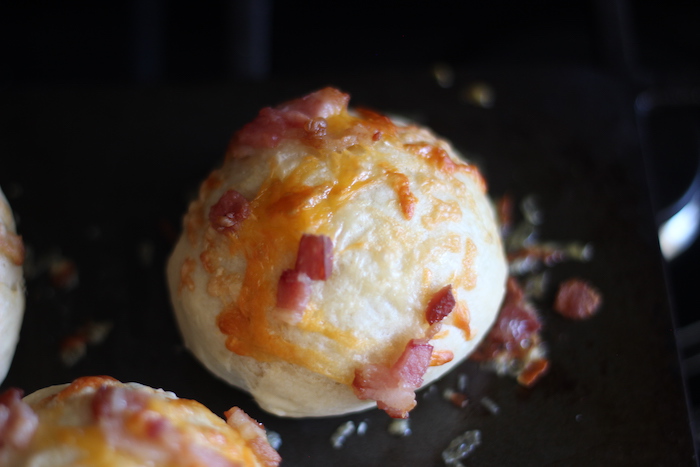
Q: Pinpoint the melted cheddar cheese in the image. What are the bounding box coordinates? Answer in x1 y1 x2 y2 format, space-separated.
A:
13 377 272 467
181 105 487 386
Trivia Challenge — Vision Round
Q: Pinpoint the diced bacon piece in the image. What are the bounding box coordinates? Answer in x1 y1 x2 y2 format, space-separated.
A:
276 269 312 314
352 339 433 418
90 385 211 465
0 224 24 265
91 385 149 420
496 193 514 236
230 88 350 157
493 303 542 352
393 339 433 388
507 244 568 268
235 107 290 150
209 189 251 234
225 407 281 467
353 364 417 419
425 285 456 325
295 234 333 280
554 278 602 320
279 87 349 120
471 277 542 360
0 388 38 450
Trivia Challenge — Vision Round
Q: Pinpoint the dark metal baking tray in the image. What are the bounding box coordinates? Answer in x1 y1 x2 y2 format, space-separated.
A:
1 67 696 466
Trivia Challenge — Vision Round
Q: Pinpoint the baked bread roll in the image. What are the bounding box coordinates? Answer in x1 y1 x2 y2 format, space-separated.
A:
0 376 281 467
0 186 24 384
167 88 507 418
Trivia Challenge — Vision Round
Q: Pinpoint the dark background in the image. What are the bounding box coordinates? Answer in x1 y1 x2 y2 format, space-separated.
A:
1 0 699 462
1 1 698 86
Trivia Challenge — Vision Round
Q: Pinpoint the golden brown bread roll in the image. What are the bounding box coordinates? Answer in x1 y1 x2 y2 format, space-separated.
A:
166 88 507 418
0 376 280 467
0 186 24 385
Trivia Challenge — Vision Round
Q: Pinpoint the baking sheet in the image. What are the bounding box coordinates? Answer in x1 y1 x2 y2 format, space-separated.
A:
1 68 696 466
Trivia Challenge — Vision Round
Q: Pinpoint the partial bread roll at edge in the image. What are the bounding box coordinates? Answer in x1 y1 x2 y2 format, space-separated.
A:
0 376 281 467
0 186 25 384
167 88 508 418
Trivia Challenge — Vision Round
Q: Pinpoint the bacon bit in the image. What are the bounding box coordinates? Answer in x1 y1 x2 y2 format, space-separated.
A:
494 302 542 353
507 242 592 276
474 306 536 359
0 388 38 450
442 389 469 408
517 358 549 387
91 385 149 420
507 244 568 268
275 269 312 315
275 234 333 321
352 339 433 418
429 349 454 367
425 284 456 325
393 339 433 388
554 279 602 320
48 376 119 404
471 277 542 361
229 88 350 158
281 87 349 120
295 234 333 280
89 384 241 467
496 193 514 236
225 407 281 467
209 189 251 234
0 225 24 266
353 364 411 418
227 90 400 159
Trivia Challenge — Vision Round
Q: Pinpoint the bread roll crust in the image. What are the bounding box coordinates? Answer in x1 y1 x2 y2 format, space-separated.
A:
167 88 507 417
0 186 24 384
2 376 279 467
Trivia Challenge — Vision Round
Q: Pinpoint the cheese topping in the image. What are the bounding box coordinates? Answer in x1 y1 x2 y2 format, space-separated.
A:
179 89 487 386
5 377 279 467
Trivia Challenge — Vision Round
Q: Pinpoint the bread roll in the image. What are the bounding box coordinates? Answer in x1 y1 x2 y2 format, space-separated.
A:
0 186 24 384
0 376 280 467
167 88 507 418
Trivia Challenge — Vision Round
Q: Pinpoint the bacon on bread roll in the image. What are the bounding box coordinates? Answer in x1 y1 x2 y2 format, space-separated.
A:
0 376 281 467
166 88 508 418
0 186 24 384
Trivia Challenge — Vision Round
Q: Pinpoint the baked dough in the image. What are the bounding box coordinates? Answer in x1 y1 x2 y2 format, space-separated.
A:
167 88 507 417
0 376 280 466
0 186 24 384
